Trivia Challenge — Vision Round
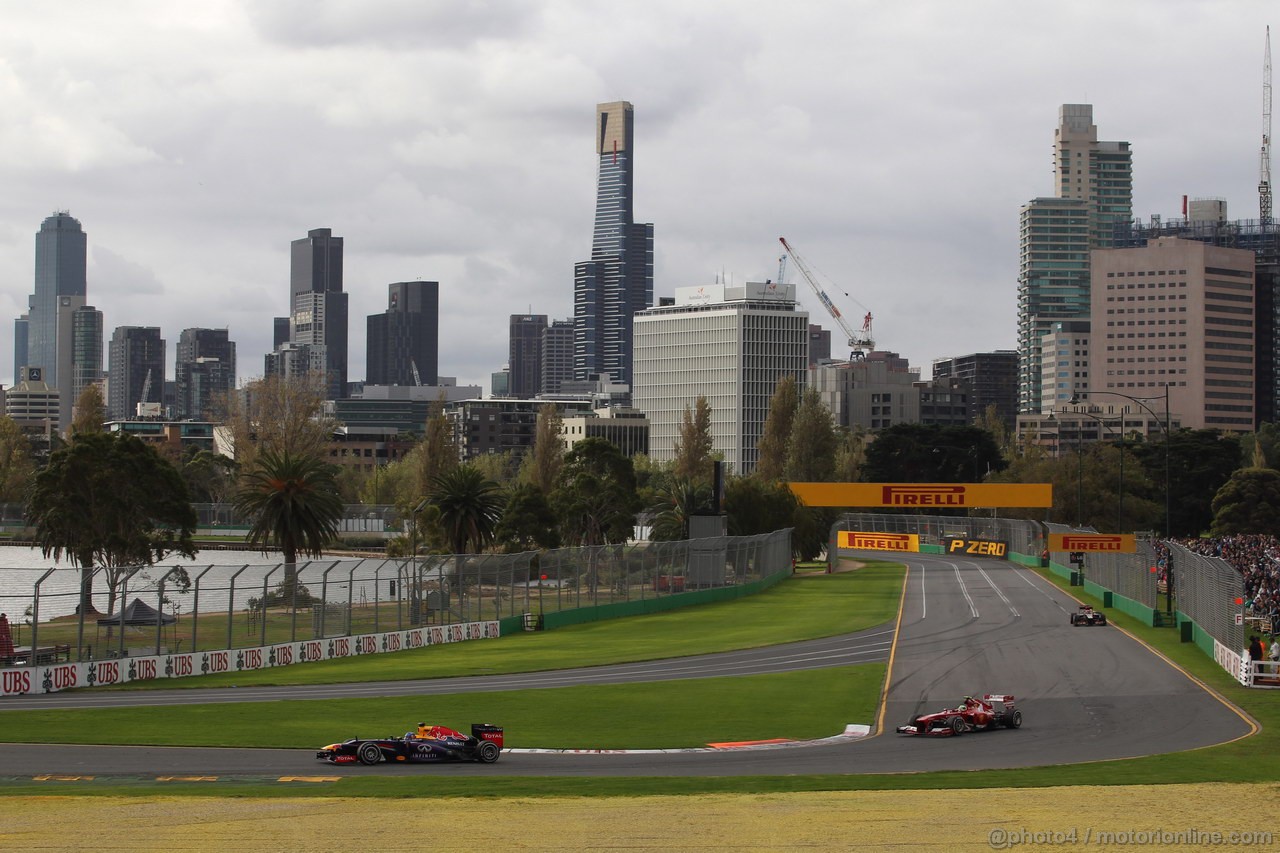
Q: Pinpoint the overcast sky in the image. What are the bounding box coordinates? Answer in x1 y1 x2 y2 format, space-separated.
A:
0 1 1273 393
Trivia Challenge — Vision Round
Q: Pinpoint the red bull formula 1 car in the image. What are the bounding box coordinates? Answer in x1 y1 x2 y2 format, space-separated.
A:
317 723 504 765
1070 605 1107 626
896 695 1021 736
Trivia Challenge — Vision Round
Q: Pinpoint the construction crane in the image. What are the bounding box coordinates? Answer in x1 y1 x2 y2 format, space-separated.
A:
409 359 422 386
139 368 153 404
778 236 874 360
1262 25 1273 228
776 253 788 285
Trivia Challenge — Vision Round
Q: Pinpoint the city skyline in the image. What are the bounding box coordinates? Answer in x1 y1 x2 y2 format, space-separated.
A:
0 3 1273 394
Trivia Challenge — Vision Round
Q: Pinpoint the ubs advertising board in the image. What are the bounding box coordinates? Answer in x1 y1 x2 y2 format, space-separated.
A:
0 620 501 697
790 483 1053 508
837 531 920 553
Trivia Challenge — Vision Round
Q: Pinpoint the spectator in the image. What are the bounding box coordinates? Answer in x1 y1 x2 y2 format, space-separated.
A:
1271 636 1280 663
1249 635 1264 662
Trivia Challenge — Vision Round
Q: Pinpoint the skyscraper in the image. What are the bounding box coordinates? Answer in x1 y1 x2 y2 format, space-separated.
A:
175 328 236 420
508 314 548 398
26 212 87 389
108 327 165 420
633 283 808 475
276 228 348 399
541 318 575 396
1017 105 1132 413
70 304 103 423
366 281 439 387
574 101 654 386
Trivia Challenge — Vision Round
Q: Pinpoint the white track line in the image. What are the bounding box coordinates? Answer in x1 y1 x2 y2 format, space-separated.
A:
973 562 1020 617
1008 563 1069 614
951 561 979 618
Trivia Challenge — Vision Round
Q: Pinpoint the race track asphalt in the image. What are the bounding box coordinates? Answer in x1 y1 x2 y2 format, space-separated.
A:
0 555 1255 778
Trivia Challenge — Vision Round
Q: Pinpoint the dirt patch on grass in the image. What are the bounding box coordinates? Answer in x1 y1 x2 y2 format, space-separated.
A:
2 783 1272 851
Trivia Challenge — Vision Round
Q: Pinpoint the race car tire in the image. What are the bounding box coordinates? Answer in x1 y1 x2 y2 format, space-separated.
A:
357 742 384 765
1069 614 1077 625
949 716 965 735
476 741 500 763
1006 710 1023 729
1098 614 1107 625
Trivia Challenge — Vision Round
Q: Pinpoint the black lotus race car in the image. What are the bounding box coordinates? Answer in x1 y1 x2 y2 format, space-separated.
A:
1070 605 1107 626
317 723 504 765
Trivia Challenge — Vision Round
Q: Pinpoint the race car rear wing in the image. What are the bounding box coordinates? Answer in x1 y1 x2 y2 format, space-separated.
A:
983 694 1014 704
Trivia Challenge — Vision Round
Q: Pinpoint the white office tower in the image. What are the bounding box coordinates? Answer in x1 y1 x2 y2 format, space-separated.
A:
633 282 808 475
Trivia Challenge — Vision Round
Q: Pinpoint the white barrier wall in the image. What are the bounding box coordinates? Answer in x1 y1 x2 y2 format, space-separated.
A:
0 620 501 697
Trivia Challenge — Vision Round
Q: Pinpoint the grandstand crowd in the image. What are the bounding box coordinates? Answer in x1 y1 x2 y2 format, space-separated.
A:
1175 535 1280 629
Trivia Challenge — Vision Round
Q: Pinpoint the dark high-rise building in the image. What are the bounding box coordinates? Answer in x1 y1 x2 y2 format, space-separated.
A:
13 309 28 385
541 318 575 396
509 314 548 397
273 316 290 349
108 326 165 420
27 212 87 389
808 324 832 365
574 101 653 385
176 328 236 420
279 228 348 399
366 281 439 387
67 304 103 428
932 351 1019 431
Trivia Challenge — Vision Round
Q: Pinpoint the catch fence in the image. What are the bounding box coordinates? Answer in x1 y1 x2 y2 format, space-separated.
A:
0 529 793 666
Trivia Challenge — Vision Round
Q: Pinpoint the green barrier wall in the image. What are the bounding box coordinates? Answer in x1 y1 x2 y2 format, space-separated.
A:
531 569 791 632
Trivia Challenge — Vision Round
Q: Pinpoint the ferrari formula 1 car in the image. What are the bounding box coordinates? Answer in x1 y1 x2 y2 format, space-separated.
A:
316 723 504 765
896 694 1021 736
1070 605 1107 626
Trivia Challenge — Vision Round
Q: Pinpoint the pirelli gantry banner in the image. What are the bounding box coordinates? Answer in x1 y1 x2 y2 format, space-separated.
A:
838 531 920 552
1048 533 1137 553
789 483 1054 509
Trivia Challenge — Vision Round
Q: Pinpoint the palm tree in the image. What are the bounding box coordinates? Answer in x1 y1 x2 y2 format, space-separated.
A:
646 477 713 541
430 464 504 555
234 449 343 600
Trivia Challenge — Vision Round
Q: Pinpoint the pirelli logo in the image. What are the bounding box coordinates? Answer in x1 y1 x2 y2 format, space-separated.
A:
788 483 1053 508
882 485 965 506
838 531 919 552
1047 533 1137 553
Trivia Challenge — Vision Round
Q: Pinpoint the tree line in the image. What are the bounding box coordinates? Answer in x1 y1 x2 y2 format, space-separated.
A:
11 373 1280 616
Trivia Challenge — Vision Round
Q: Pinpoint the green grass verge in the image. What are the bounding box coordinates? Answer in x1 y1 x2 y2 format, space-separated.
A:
97 563 904 690
0 664 885 749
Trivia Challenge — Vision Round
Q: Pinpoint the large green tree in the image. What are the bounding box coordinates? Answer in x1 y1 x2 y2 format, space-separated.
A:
493 482 560 552
1129 429 1241 536
234 449 343 597
552 437 640 547
1210 467 1280 535
784 387 838 482
756 375 799 482
861 423 1004 485
430 464 504 555
28 432 197 616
